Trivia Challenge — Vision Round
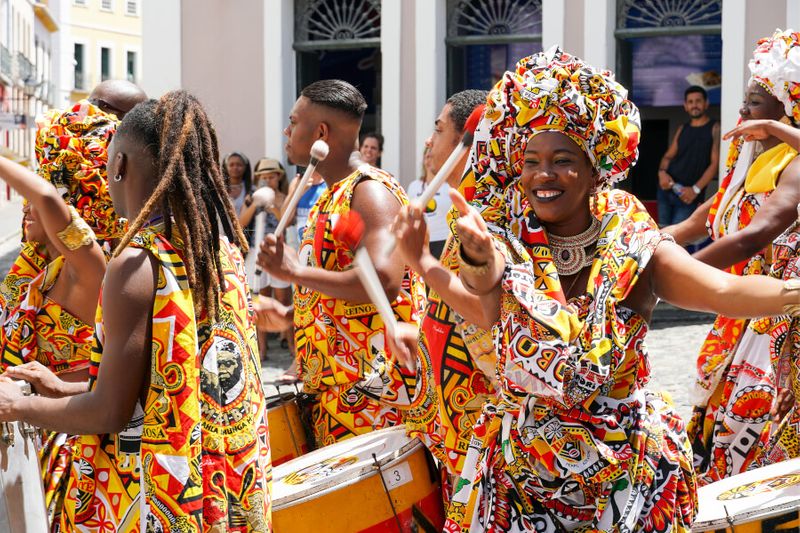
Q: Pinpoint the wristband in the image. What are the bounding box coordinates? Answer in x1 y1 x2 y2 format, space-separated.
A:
784 278 800 316
457 244 490 276
692 185 701 195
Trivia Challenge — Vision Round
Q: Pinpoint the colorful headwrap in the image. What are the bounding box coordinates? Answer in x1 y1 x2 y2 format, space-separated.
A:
709 29 800 236
34 101 124 240
749 28 800 124
466 46 639 195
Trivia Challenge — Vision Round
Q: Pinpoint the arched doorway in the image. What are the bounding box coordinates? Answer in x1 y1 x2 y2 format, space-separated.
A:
294 0 382 134
446 0 543 94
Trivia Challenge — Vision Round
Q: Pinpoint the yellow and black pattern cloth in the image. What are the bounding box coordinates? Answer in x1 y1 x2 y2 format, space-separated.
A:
61 226 272 531
294 165 425 447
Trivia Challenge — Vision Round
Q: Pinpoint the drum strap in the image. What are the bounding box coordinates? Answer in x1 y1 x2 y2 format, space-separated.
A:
372 453 404 533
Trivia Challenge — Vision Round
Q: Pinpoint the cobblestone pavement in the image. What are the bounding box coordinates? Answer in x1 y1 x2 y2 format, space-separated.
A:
0 239 710 420
260 321 712 422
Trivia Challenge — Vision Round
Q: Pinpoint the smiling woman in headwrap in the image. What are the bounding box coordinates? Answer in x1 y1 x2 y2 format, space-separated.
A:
0 100 122 530
444 47 800 532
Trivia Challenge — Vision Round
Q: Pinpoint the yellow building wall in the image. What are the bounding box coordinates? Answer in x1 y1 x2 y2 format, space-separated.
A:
67 0 141 101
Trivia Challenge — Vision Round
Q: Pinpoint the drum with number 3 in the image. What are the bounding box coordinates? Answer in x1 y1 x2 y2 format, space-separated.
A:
0 382 48 532
272 426 445 532
693 456 800 532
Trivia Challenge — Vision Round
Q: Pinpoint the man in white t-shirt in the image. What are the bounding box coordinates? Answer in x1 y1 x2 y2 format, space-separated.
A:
405 90 488 258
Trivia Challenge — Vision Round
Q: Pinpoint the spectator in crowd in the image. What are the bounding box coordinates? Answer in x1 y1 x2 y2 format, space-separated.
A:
359 131 383 167
657 85 720 230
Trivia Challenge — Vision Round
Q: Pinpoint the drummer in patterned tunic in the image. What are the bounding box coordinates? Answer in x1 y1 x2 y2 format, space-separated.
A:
389 90 500 483
257 79 425 447
0 102 123 531
443 47 800 532
0 91 272 531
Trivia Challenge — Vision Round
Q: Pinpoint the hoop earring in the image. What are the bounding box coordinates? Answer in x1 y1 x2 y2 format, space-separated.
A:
113 174 123 182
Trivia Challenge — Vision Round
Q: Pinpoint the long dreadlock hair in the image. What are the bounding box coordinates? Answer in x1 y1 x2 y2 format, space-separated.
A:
113 91 247 319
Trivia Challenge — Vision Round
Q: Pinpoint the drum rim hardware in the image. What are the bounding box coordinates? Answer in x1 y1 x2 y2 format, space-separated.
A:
272 428 422 510
372 452 404 533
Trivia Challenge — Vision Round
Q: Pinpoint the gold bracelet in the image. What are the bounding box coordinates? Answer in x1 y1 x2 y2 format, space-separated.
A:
784 278 800 316
56 205 96 251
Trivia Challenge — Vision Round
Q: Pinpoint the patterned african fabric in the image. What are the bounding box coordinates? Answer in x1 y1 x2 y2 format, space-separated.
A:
34 101 124 241
750 220 800 466
61 226 272 532
0 256 94 530
404 234 498 477
0 241 48 317
687 141 796 484
445 190 696 533
294 165 425 447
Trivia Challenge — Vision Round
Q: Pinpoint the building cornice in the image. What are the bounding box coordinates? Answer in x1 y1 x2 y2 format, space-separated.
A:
68 22 142 38
34 3 59 33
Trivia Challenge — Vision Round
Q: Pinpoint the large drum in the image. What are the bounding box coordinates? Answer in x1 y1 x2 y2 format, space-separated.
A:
0 383 48 532
693 457 800 532
266 392 312 466
272 427 445 532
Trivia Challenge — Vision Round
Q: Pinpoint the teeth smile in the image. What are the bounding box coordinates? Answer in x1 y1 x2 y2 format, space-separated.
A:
535 190 562 199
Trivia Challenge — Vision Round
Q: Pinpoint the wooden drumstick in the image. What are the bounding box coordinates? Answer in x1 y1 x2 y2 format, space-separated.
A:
384 104 484 256
274 140 329 237
251 186 276 282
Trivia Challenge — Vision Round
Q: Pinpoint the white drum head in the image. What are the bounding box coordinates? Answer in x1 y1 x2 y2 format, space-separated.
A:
694 457 800 530
272 427 419 509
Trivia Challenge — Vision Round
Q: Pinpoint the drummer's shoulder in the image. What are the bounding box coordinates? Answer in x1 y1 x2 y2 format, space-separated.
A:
105 247 158 300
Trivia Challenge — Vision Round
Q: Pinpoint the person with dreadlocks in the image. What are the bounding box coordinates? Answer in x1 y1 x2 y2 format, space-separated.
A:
0 91 271 532
0 101 122 530
257 79 425 447
442 47 800 532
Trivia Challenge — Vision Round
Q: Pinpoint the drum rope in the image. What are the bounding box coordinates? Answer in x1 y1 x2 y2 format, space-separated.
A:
276 384 303 457
372 452 405 533
723 505 735 532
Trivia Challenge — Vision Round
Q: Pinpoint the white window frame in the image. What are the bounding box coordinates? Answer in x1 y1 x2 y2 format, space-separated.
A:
97 41 114 83
101 0 114 12
123 46 140 83
73 0 87 7
125 0 139 16
72 39 88 90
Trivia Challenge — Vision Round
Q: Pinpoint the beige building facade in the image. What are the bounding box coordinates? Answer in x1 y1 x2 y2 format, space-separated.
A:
140 0 800 202
59 0 142 103
0 0 59 171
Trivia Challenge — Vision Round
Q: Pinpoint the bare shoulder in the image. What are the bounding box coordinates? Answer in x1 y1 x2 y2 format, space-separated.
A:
104 246 158 304
351 177 401 217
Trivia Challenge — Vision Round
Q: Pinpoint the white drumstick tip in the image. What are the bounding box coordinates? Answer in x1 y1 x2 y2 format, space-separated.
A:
310 139 329 162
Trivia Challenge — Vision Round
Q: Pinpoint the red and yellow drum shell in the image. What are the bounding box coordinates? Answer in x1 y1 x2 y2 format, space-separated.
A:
272 427 445 532
266 393 310 466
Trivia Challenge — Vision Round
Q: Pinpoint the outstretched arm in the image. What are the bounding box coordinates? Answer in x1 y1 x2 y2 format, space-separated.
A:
0 157 106 285
724 119 800 151
692 156 800 269
0 246 155 434
652 239 799 318
258 178 406 303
